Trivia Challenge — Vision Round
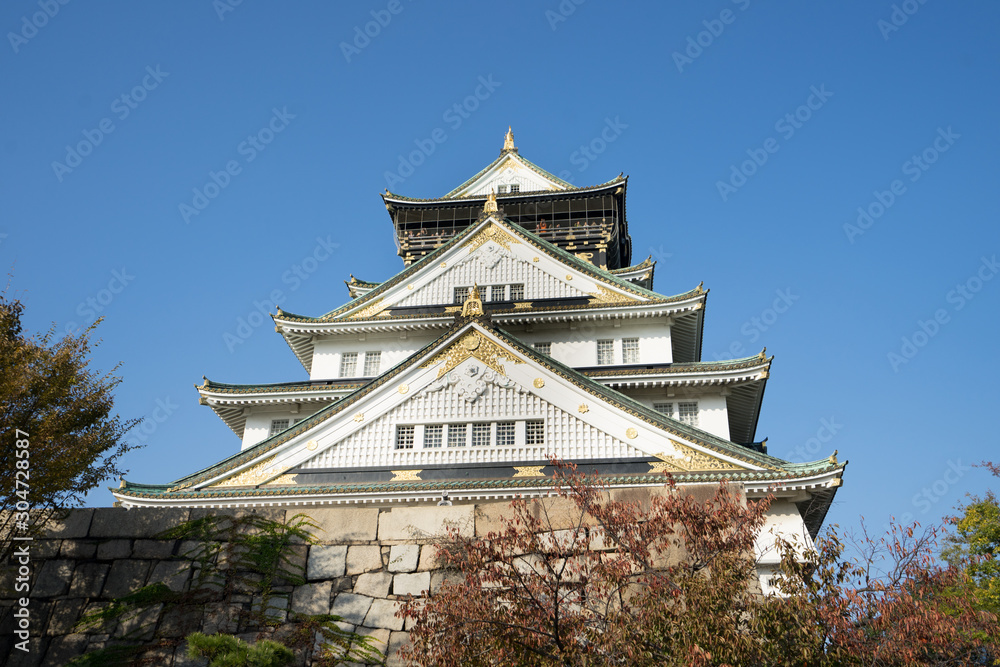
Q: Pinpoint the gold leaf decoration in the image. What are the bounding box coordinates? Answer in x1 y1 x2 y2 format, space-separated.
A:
353 413 365 422
264 474 297 486
578 404 590 414
398 384 409 394
391 470 422 481
306 440 318 451
347 297 386 320
513 466 545 478
420 330 524 379
533 378 545 389
656 440 744 472
588 285 640 305
464 222 519 252
626 427 638 439
212 456 286 488
648 460 685 474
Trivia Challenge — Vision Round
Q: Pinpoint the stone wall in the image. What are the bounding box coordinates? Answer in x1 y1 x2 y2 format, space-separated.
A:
0 501 499 667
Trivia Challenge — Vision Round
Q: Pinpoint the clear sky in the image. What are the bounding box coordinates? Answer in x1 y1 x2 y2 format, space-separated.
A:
3 1 998 539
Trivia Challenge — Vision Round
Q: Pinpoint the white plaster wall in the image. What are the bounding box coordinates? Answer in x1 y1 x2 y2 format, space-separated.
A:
242 407 323 450
506 319 673 367
624 390 730 442
754 499 815 596
310 335 434 380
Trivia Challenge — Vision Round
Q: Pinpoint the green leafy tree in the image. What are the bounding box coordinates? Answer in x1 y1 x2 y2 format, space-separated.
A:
0 292 139 558
187 632 295 667
945 461 1000 615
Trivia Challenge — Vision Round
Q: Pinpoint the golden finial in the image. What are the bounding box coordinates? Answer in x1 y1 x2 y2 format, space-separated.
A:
461 284 484 317
484 189 498 213
503 126 515 152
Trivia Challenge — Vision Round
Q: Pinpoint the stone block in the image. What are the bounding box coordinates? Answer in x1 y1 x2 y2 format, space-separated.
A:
330 592 373 625
305 507 380 542
32 540 62 559
387 544 419 573
102 560 152 599
132 539 176 559
477 496 595 536
59 540 97 559
291 581 332 615
392 572 430 597
89 508 190 539
356 625 391 651
150 560 190 593
345 545 382 575
96 539 132 560
353 571 392 599
189 507 286 524
430 571 463 595
41 634 87 666
364 598 404 631
159 605 203 638
46 509 94 539
115 603 162 641
45 598 85 636
7 637 47 667
307 544 348 580
378 505 474 541
32 560 73 598
70 562 110 598
417 544 441 571
387 631 411 667
174 643 211 666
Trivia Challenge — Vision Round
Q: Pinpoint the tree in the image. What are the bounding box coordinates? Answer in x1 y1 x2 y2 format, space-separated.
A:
0 292 139 558
945 461 1000 616
399 461 1000 666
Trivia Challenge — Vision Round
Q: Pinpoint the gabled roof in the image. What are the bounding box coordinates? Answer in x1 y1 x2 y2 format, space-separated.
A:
117 316 841 508
383 174 626 205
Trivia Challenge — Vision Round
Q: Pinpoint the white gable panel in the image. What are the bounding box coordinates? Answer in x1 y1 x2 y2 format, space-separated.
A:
457 156 566 198
394 246 590 307
298 378 644 470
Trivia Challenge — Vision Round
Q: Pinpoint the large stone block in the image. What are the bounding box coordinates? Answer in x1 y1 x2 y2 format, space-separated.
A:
45 598 85 636
150 560 190 593
69 562 110 598
364 598 404 631
330 592 373 625
387 544 419 573
102 560 152 599
291 581 332 615
132 539 176 559
417 544 441 571
46 509 94 539
387 631 411 667
96 539 131 560
89 508 190 539
378 505 474 542
32 560 74 598
41 634 88 666
356 626 391 652
345 545 382 575
392 572 430 597
59 540 97 559
307 545 348 580
354 571 392 599
304 507 380 542
476 496 595 536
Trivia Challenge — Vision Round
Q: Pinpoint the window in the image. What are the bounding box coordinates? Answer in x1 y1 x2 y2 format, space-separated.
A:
488 285 505 302
454 286 469 304
340 352 358 377
534 342 552 356
395 425 415 450
678 402 699 427
472 423 491 447
622 338 640 364
653 403 673 417
424 424 443 448
510 184 520 193
497 422 515 447
509 283 524 301
525 420 545 445
363 351 381 376
269 419 289 437
497 185 507 194
448 423 467 447
597 340 614 365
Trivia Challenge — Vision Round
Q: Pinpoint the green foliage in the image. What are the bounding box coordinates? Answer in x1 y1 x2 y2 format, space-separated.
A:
0 291 139 560
187 632 295 667
287 614 385 666
945 461 1000 615
75 582 181 630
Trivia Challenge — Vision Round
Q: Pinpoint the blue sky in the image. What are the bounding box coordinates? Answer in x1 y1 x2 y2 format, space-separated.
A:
3 1 998 538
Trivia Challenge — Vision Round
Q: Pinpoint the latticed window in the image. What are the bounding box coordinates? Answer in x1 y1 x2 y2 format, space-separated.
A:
395 425 415 450
534 342 551 356
363 351 381 376
525 420 545 445
454 287 469 304
497 422 515 447
678 402 699 427
497 185 507 194
597 340 614 365
489 285 505 302
510 184 520 193
447 424 467 447
472 423 491 447
622 338 640 364
424 424 443 448
269 419 289 437
340 352 358 377
509 283 524 301
653 403 673 417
